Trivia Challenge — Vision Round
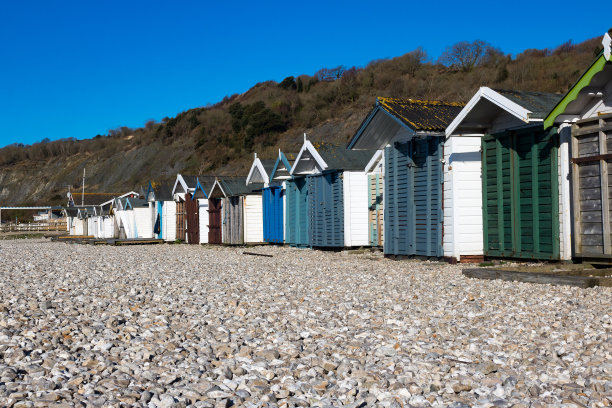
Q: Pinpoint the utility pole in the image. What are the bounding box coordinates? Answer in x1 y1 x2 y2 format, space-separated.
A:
81 168 86 206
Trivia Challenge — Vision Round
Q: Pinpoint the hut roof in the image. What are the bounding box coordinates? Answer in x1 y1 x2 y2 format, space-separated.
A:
494 89 562 119
376 97 465 132
314 143 376 171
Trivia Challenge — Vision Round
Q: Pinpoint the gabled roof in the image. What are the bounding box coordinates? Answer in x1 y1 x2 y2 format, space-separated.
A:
269 150 295 181
316 143 376 171
147 183 173 202
545 32 612 128
127 197 149 208
446 87 561 136
494 89 562 119
348 97 464 149
192 176 216 199
246 154 276 186
209 176 264 199
172 174 216 197
292 137 376 175
376 97 464 131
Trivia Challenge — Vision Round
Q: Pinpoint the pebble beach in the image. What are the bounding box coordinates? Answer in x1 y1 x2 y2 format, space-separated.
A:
0 239 610 407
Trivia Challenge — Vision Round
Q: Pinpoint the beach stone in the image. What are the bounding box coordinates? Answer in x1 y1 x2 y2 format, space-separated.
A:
0 239 608 407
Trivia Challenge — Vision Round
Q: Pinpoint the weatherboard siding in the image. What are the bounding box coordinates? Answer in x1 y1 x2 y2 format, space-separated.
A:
443 136 483 261
163 201 177 242
384 138 443 257
344 171 369 247
198 198 209 244
244 195 264 244
481 126 560 260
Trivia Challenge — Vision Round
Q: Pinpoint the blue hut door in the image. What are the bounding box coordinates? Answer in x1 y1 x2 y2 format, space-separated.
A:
309 172 344 247
384 138 443 257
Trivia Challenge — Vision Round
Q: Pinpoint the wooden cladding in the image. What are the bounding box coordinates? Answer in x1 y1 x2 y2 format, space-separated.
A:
208 198 222 244
368 174 384 247
384 138 443 257
176 200 186 241
482 126 560 260
309 172 344 247
571 112 612 258
185 193 199 244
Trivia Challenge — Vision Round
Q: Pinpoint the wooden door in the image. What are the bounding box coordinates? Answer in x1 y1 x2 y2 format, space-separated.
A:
185 193 200 244
384 138 443 257
208 198 222 244
482 126 559 259
176 200 186 241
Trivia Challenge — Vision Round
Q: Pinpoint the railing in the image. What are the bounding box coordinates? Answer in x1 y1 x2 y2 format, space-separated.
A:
0 221 68 232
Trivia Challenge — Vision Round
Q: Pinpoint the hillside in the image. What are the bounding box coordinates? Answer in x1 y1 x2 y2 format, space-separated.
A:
0 36 604 209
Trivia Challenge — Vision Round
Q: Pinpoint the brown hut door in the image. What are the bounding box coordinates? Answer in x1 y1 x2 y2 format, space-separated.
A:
208 198 222 244
185 193 200 244
176 200 186 241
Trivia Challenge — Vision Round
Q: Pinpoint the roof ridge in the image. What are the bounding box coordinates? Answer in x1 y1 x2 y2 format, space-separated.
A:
377 96 465 107
492 88 562 97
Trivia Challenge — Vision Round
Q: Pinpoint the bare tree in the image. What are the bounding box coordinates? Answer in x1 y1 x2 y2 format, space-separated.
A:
438 40 494 72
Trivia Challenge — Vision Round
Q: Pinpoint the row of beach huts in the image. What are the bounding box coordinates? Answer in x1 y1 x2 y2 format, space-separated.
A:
66 32 612 264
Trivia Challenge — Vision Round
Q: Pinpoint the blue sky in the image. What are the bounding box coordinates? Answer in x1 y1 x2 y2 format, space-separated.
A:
0 1 609 147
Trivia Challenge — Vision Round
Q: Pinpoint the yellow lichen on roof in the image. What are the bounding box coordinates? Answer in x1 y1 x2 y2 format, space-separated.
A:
376 97 465 131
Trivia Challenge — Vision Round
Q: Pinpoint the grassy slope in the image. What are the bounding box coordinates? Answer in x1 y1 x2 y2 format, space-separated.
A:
0 37 602 208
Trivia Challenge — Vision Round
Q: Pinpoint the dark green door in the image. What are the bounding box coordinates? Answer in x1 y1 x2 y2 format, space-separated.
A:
482 125 560 259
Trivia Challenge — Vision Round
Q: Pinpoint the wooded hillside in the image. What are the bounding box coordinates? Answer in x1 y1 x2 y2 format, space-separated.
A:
0 36 603 207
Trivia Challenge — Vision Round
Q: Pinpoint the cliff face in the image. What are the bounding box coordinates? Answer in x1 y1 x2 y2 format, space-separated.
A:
0 36 602 208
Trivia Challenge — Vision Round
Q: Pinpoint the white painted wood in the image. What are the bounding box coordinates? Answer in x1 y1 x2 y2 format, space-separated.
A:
446 87 531 136
290 137 328 175
134 207 153 238
103 216 115 238
343 171 369 247
443 136 484 261
246 156 270 186
198 198 209 244
74 218 84 236
244 195 263 243
558 125 572 260
163 201 176 242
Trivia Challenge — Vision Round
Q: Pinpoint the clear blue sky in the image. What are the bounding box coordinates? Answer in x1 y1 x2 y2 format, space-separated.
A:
0 1 608 147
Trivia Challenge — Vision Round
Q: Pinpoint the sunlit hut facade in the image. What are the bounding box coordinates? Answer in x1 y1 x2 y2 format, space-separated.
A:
208 176 264 245
545 31 612 263
290 136 374 248
349 97 464 259
145 182 174 241
246 151 295 244
446 88 569 261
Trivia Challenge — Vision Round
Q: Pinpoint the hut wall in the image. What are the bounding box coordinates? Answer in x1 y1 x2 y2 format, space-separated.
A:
103 216 114 238
263 186 284 243
570 113 612 259
286 178 310 246
134 207 153 239
443 136 483 262
481 125 560 259
208 198 222 244
244 195 264 244
309 172 344 247
343 171 369 247
368 173 384 247
176 200 186 241
198 198 209 244
222 196 244 245
384 137 443 257
163 201 177 242
185 193 200 244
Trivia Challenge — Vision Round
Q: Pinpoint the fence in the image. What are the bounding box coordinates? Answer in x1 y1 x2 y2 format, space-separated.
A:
0 221 67 232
